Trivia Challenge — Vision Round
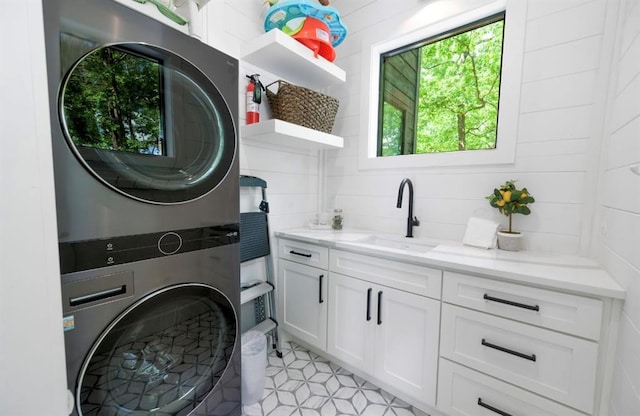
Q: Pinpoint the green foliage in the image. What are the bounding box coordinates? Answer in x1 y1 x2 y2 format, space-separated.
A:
486 180 535 233
378 18 504 156
63 46 163 155
417 19 503 153
381 102 403 156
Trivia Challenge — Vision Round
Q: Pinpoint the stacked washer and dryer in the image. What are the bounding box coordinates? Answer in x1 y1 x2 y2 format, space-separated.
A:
43 1 241 415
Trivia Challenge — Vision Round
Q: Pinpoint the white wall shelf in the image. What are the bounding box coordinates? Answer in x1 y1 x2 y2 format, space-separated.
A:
241 119 344 150
241 29 346 89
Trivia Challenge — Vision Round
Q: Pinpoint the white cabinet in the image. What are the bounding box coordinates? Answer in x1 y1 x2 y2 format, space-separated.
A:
277 258 328 350
327 273 371 370
439 270 606 415
328 273 440 408
372 280 440 406
277 236 330 350
276 233 623 416
440 303 598 413
442 271 603 340
438 359 585 416
327 250 442 409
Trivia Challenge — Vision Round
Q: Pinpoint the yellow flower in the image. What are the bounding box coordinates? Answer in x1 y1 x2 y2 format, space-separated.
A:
497 199 505 207
502 190 512 202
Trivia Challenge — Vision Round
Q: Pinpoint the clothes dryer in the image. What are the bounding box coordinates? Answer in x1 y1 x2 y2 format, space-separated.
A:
44 0 239 243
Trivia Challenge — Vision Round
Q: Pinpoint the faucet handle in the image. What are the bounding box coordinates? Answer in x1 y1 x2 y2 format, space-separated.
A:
412 216 420 226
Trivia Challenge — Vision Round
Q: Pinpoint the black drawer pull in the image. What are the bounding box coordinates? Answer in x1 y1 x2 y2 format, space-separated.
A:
482 339 536 362
377 291 383 325
290 250 312 258
483 294 539 311
477 398 513 416
366 288 372 321
318 274 324 304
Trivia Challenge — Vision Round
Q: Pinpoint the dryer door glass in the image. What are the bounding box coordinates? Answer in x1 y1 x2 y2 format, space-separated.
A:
59 43 236 204
76 284 237 416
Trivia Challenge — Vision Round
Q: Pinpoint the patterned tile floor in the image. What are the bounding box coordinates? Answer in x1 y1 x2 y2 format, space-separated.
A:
242 341 429 416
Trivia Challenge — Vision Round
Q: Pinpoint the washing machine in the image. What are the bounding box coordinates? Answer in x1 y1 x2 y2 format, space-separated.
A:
42 0 242 414
59 234 241 416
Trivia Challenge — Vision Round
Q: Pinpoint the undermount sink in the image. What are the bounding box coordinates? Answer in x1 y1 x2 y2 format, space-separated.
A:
302 230 373 242
355 234 437 253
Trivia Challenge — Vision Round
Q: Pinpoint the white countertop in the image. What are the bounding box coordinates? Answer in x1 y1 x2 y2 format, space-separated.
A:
275 229 626 299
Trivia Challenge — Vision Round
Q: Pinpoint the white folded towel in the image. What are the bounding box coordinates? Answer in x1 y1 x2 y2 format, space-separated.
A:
462 217 501 249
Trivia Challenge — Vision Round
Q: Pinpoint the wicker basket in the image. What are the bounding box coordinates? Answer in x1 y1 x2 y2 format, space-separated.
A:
265 80 339 134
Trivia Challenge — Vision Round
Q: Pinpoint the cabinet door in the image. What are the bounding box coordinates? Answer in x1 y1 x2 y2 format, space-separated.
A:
327 273 375 374
373 287 440 407
277 259 327 350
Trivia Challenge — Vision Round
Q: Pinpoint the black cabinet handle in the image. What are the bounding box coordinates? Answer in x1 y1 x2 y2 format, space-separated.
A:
366 288 372 321
477 398 513 416
377 291 383 325
483 294 539 312
481 339 536 362
318 274 324 304
290 250 312 258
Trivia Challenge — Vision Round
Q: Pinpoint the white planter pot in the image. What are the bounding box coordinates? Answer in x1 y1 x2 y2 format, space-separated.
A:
497 231 523 251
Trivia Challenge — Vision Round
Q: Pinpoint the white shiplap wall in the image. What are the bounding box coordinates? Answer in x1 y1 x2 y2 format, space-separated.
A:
326 0 609 254
202 0 323 311
204 0 321 232
600 0 640 414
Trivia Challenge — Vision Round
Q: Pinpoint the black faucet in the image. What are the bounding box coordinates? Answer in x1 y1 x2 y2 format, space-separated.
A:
397 178 420 238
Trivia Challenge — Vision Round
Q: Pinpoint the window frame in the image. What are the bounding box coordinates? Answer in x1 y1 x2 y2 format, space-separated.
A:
358 0 526 170
377 12 505 157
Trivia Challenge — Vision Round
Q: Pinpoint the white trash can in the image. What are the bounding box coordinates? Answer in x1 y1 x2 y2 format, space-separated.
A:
241 330 267 406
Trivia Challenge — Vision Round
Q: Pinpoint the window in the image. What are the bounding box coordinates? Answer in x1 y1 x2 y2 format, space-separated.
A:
359 0 525 169
378 14 504 157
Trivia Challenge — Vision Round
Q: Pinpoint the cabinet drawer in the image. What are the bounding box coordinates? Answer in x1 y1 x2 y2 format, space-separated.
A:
440 304 597 413
279 239 329 269
330 249 442 299
437 359 585 416
443 271 603 340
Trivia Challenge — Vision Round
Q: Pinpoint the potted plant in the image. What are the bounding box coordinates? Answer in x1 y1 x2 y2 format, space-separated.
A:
486 180 535 251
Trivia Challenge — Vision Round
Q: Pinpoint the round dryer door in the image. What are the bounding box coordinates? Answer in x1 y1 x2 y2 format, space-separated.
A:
59 43 236 204
76 284 237 416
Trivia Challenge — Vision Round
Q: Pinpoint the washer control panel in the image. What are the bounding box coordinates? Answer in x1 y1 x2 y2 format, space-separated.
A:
59 224 240 274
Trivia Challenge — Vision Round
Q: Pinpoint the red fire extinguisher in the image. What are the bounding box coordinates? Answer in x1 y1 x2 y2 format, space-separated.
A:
246 74 264 124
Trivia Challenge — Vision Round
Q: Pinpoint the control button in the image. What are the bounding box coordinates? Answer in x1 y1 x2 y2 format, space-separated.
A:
158 232 182 255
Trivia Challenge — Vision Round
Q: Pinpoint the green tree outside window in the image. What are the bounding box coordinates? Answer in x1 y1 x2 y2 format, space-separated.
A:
378 15 504 156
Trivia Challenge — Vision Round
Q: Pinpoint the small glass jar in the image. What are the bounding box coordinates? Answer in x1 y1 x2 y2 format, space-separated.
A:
332 209 343 230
